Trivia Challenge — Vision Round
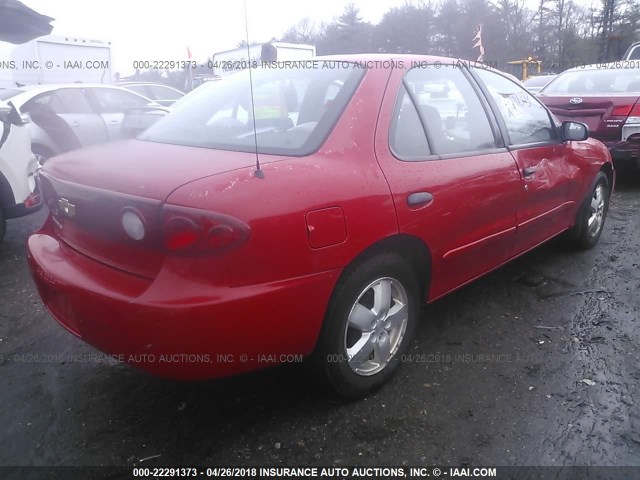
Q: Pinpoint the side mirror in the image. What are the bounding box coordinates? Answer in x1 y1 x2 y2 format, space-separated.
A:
561 121 588 141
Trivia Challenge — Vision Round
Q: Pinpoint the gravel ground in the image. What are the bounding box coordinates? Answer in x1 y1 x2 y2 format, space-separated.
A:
0 178 639 474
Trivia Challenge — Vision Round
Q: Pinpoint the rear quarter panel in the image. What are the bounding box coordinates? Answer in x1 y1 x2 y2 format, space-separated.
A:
164 66 399 288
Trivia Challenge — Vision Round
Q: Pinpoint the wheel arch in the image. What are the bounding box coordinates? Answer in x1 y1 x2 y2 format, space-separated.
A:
31 143 56 160
340 234 432 303
600 162 614 196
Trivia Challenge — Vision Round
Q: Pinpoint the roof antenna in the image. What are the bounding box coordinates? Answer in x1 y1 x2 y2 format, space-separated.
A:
243 0 265 179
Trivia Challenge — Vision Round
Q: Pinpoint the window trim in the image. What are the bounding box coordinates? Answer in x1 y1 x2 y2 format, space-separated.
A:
389 65 505 163
468 67 562 150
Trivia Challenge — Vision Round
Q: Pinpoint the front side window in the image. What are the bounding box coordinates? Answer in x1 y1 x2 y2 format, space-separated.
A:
475 68 556 146
391 65 498 159
140 64 364 156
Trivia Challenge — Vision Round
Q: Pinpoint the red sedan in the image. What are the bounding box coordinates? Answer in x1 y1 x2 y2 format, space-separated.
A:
27 55 613 399
537 62 640 173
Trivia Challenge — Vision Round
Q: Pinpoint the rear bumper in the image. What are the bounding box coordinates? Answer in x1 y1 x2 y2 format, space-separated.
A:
27 226 339 380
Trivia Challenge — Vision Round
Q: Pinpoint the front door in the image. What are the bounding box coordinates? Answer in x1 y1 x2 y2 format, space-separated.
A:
473 68 578 254
375 63 522 301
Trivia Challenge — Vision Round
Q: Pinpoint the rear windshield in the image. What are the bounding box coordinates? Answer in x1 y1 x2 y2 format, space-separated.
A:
542 68 640 94
523 76 555 88
139 63 365 156
0 89 24 101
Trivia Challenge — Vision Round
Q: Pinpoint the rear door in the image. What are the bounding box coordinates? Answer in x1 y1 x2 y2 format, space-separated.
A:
50 88 108 147
473 68 577 255
89 87 152 141
375 63 522 301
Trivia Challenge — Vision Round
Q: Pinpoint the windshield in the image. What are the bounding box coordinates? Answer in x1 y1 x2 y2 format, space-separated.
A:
0 88 24 101
140 63 365 156
541 68 640 94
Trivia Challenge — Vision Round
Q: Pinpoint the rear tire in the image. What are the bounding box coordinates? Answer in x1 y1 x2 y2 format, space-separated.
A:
312 253 420 400
0 207 6 244
567 172 610 250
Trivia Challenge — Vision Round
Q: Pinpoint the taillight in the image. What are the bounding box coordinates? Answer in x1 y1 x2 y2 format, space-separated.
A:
162 205 250 255
612 105 633 116
627 104 640 124
612 104 640 124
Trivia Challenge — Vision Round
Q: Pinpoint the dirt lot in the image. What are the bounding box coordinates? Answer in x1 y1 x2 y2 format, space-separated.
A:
1 179 639 471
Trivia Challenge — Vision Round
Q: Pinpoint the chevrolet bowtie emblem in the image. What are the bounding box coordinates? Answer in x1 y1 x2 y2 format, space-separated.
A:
58 198 76 218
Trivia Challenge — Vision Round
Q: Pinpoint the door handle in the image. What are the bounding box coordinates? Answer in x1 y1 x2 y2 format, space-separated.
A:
522 167 537 177
407 192 433 207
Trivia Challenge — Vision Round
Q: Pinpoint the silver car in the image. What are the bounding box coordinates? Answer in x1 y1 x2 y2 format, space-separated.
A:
0 84 159 162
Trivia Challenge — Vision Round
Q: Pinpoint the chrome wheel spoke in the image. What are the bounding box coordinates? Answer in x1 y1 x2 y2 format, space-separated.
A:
373 279 392 317
373 334 391 365
385 303 407 333
348 303 376 332
348 333 374 367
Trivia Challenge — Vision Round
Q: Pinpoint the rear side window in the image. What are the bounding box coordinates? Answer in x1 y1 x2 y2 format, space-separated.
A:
475 68 556 146
91 88 150 113
52 89 94 114
391 66 497 159
390 85 430 158
140 64 365 156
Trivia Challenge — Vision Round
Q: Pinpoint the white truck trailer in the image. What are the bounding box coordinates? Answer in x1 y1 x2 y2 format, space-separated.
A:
211 42 316 77
1 35 111 87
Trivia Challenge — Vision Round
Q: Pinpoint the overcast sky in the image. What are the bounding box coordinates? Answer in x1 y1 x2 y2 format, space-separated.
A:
0 0 410 75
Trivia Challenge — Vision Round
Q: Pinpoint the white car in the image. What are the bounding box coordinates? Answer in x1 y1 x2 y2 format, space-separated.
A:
0 100 42 243
0 84 159 162
117 82 185 106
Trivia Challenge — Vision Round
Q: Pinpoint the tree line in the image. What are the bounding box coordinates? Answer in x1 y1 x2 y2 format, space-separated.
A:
280 0 640 74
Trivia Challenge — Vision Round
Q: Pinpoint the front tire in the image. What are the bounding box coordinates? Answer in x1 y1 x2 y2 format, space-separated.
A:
568 171 610 250
313 253 420 400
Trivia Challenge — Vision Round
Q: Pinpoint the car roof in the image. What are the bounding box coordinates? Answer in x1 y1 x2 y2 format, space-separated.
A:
5 83 153 107
118 82 180 87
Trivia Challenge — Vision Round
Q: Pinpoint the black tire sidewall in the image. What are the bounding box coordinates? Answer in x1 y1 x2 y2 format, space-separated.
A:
315 253 420 399
0 207 5 244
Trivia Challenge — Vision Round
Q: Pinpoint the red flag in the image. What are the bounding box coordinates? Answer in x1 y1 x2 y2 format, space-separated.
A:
187 46 192 59
472 25 484 62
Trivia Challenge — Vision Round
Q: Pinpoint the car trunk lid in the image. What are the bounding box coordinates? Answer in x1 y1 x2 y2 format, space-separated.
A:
538 94 640 142
40 139 260 278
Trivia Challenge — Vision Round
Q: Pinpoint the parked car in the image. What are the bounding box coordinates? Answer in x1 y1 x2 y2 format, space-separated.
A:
523 74 557 94
120 79 220 138
0 84 159 162
0 100 42 243
537 62 640 171
27 55 613 399
623 41 640 60
117 82 185 106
